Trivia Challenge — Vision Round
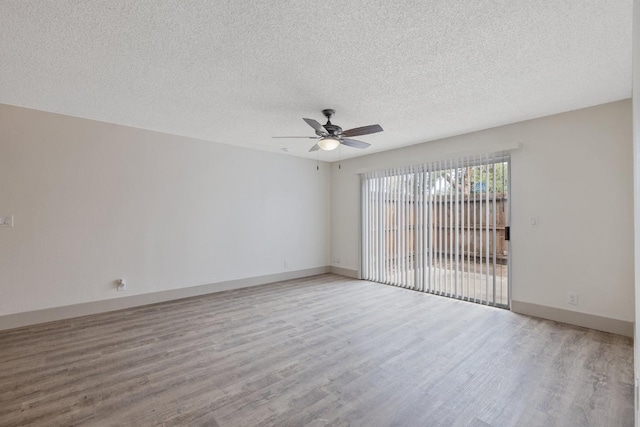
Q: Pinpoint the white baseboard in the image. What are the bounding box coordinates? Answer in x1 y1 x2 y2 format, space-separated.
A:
511 300 633 337
0 267 330 332
330 266 359 279
9 273 628 339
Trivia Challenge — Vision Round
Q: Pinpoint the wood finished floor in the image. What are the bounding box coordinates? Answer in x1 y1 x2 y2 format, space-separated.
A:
0 274 633 426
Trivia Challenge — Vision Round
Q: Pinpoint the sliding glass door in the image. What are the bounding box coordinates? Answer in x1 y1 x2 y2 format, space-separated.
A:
361 155 510 308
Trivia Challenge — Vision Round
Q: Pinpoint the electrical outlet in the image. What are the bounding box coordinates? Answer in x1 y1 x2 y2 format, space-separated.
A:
334 257 341 265
567 292 578 305
116 279 127 291
0 215 13 227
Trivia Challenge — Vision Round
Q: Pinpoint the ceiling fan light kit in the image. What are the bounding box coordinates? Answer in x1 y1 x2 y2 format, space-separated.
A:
273 109 383 153
318 136 340 151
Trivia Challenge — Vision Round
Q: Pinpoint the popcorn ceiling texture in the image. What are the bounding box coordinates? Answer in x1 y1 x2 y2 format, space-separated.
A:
0 1 633 160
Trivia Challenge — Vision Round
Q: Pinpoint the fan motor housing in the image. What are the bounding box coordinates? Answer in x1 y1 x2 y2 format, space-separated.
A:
323 123 342 136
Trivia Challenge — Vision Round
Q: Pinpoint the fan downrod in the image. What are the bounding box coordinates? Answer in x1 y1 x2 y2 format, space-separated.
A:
321 109 341 135
322 109 335 121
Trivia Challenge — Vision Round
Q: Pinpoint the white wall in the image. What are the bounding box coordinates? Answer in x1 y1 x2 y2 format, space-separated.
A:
632 0 639 423
0 104 330 316
0 99 633 326
331 100 633 323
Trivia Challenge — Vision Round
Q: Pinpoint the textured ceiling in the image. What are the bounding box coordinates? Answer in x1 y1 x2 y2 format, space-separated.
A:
0 1 633 161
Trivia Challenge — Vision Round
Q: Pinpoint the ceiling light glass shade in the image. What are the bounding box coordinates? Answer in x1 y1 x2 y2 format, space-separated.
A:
318 136 340 151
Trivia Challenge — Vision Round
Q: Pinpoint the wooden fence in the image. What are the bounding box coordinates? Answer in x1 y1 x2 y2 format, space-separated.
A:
379 193 508 264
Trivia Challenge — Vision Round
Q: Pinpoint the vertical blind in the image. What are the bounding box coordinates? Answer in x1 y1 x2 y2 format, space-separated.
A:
361 154 510 307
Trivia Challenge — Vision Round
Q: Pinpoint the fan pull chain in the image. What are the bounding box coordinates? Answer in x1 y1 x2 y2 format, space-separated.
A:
316 150 319 171
339 145 341 170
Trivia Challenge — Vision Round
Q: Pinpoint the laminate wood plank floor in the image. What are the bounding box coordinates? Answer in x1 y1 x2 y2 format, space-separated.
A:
0 274 633 426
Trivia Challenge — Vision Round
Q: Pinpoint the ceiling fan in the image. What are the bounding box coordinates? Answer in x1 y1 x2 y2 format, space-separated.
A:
273 109 383 152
